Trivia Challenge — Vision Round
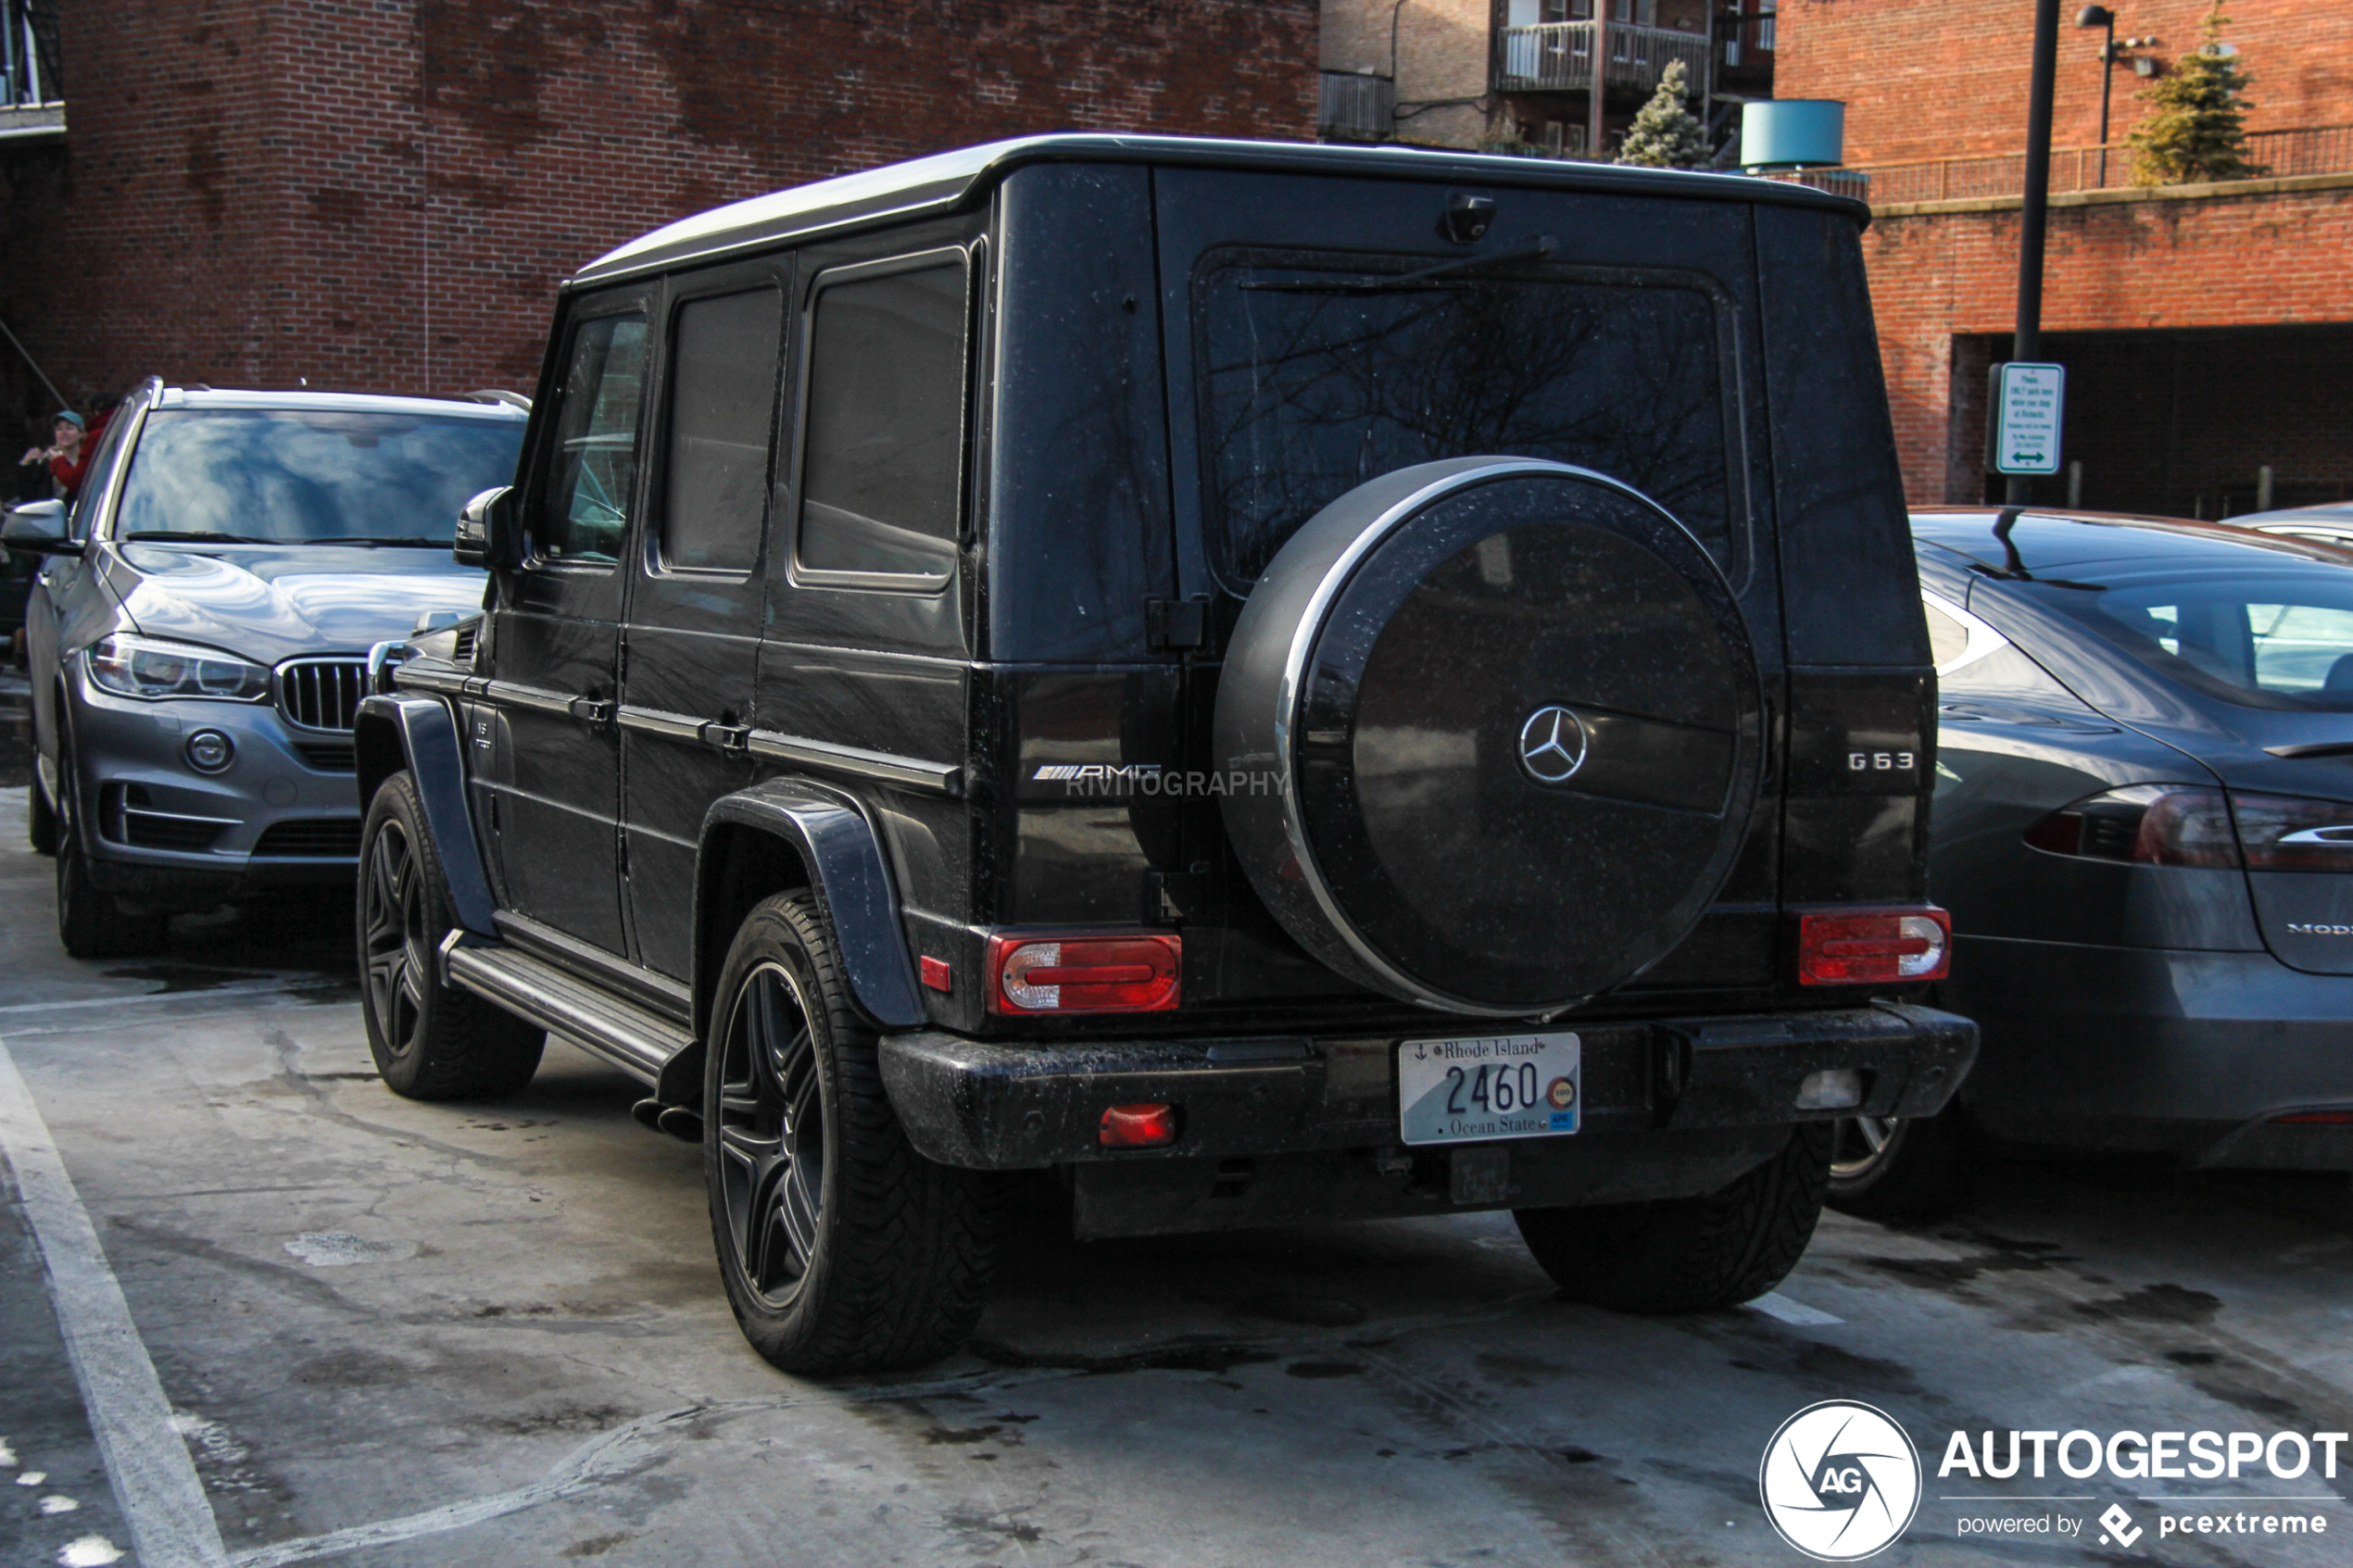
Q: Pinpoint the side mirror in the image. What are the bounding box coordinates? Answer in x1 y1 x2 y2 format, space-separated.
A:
453 485 520 571
1 500 80 558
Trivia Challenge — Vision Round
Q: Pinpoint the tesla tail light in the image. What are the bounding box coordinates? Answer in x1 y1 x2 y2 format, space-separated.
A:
1099 1103 1179 1148
988 934 1181 1014
1795 907 1951 985
2024 785 2353 872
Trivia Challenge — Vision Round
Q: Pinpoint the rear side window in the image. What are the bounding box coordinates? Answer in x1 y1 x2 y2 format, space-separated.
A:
662 289 782 572
1198 251 1738 585
539 311 649 565
795 252 968 585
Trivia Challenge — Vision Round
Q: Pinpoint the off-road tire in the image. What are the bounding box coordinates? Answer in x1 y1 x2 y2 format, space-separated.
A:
53 742 166 959
1826 1108 1977 1221
1515 1123 1833 1313
27 769 57 856
705 892 1000 1374
358 771 544 1099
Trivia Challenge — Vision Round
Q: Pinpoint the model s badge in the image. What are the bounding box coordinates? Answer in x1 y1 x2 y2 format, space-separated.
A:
1518 705 1589 785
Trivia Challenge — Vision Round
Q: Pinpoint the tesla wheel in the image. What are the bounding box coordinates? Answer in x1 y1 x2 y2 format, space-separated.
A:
705 892 1000 1374
27 771 57 856
53 743 165 959
358 771 543 1100
1514 1123 1832 1314
1826 1109 1975 1220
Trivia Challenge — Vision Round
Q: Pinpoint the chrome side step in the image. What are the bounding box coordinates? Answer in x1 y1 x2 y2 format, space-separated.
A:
442 935 694 1087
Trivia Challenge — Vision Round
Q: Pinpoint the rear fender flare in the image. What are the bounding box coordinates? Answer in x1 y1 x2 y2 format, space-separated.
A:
696 780 926 1042
353 694 497 935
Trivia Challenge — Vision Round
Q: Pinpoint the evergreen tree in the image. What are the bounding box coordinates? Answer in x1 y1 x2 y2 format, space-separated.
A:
2127 4 2265 186
1615 59 1708 169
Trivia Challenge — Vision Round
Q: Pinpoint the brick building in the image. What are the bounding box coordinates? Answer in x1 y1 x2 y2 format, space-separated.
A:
1776 0 2353 516
0 0 1315 426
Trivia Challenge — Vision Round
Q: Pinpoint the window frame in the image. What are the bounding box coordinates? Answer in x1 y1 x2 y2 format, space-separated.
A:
524 292 654 576
785 244 975 596
645 268 789 583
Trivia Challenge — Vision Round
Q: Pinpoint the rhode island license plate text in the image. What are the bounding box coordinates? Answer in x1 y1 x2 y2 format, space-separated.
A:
1396 1033 1581 1147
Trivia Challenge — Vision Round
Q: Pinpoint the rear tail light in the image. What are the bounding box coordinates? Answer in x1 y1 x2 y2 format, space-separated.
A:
1795 907 1951 985
2024 785 2353 872
988 933 1181 1014
2271 1110 2353 1125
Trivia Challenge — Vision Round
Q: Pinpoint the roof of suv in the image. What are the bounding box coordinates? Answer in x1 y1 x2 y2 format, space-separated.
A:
576 132 1869 288
155 386 528 420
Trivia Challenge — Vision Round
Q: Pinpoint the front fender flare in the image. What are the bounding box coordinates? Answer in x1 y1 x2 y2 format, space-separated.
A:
354 694 497 935
698 779 926 1035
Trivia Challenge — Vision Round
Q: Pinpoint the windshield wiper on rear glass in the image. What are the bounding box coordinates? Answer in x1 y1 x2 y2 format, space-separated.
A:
1240 235 1559 295
119 531 273 545
303 536 450 547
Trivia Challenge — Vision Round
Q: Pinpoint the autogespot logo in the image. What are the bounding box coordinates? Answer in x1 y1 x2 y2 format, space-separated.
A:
1759 1400 1924 1562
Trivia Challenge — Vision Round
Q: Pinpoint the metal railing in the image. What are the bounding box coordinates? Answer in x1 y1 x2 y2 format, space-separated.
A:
1796 123 2353 207
1318 71 1394 143
1496 20 1711 96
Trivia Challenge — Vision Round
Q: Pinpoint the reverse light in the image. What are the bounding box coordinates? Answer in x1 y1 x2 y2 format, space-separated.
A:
1795 907 1951 985
2024 785 2353 872
1795 1069 1864 1111
988 933 1181 1014
1099 1102 1179 1148
86 633 270 703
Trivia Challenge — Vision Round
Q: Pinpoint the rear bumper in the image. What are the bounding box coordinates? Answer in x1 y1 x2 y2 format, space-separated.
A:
1949 935 2353 1168
877 1002 1977 1172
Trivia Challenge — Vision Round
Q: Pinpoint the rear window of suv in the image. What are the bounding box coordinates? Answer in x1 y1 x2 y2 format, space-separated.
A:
1196 250 1740 587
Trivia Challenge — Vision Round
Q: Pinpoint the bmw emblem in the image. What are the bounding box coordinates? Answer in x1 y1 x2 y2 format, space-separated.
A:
1518 705 1589 785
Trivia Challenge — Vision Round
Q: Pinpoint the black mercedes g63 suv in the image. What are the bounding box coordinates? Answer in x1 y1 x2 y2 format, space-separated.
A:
356 135 1976 1374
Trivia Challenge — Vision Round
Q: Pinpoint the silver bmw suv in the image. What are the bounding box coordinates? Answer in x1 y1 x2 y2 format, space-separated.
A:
3 381 526 957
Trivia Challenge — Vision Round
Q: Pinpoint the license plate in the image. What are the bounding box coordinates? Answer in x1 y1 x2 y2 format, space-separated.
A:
1397 1033 1581 1147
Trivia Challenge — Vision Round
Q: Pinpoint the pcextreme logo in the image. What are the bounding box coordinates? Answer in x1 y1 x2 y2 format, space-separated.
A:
1758 1400 1924 1562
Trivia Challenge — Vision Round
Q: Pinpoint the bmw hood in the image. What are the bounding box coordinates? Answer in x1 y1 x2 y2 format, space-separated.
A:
100 544 489 665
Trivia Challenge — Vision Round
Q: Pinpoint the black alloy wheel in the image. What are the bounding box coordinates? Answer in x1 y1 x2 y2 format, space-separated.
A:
712 960 826 1308
360 812 428 1064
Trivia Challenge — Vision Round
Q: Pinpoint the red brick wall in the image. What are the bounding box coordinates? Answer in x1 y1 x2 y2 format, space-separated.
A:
1776 0 2353 167
1863 181 2353 504
0 0 1316 420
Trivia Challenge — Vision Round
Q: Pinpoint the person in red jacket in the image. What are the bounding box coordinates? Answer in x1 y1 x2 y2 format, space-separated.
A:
19 409 88 501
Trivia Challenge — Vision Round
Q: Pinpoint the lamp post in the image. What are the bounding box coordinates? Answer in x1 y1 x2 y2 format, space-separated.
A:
2008 0 2062 507
2076 5 2118 186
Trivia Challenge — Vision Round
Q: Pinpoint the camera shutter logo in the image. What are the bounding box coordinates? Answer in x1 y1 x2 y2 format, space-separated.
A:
1758 1400 1922 1561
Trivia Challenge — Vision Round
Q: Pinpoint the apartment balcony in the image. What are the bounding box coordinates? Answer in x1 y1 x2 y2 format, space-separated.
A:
1496 20 1711 97
2 0 64 143
1318 70 1394 144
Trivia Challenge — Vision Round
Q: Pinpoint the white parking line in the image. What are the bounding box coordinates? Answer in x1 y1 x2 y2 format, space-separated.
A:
1747 1291 1843 1326
0 1033 232 1568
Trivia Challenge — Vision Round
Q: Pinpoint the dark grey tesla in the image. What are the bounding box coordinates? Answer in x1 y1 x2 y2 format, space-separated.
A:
1831 508 2353 1213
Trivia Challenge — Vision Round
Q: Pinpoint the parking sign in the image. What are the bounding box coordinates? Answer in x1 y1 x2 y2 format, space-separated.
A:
1986 361 2065 476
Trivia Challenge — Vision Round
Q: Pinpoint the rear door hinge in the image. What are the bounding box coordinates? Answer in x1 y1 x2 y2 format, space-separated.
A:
1146 595 1213 652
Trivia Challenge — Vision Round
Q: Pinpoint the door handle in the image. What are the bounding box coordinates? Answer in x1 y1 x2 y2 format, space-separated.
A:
568 696 614 725
699 721 751 754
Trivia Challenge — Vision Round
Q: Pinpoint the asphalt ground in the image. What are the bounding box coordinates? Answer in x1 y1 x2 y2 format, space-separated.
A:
0 779 2350 1567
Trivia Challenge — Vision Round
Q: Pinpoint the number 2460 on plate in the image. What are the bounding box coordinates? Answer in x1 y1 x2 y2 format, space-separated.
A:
1397 1033 1580 1148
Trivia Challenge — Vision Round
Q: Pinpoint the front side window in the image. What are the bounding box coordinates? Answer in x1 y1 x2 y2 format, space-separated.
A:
112 409 524 545
796 254 968 584
539 311 649 565
662 289 783 573
1198 251 1739 587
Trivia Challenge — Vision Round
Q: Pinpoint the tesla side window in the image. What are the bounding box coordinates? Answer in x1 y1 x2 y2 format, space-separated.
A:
540 311 650 566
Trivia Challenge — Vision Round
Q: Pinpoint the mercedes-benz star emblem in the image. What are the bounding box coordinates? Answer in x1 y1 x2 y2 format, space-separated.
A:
1518 705 1589 784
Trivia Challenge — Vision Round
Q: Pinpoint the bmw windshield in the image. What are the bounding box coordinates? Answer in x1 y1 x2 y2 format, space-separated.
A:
112 409 524 546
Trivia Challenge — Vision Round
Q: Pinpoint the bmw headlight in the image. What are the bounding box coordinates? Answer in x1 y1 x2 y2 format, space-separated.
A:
85 633 271 702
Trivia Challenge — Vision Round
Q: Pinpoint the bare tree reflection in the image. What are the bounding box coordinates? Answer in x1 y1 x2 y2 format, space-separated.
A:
1202 262 1731 583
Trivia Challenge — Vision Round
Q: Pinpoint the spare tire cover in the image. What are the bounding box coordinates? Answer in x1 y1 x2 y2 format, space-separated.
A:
1215 457 1761 1016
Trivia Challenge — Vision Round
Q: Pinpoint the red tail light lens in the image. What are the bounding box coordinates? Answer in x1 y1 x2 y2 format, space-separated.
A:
2024 785 2353 872
1795 907 1951 985
1099 1102 1179 1148
2271 1110 2353 1125
988 934 1181 1014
